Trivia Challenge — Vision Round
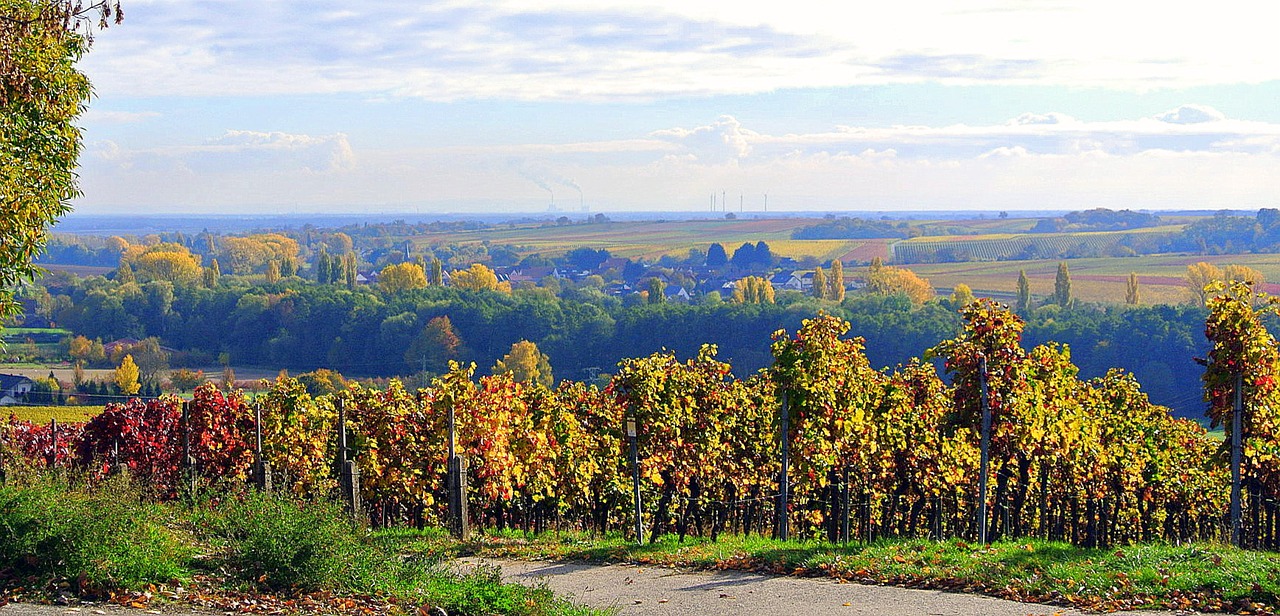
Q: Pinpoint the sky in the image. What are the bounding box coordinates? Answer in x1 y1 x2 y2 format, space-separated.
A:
72 0 1280 215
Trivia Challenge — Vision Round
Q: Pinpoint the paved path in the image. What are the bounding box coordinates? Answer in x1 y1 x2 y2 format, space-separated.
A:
0 561 1204 616
463 558 1199 616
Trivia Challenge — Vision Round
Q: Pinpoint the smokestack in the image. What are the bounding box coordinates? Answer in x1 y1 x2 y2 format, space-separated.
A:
764 193 768 212
740 193 743 212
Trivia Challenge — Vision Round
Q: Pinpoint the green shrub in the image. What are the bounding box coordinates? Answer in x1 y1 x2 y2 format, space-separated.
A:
0 475 190 589
207 490 361 591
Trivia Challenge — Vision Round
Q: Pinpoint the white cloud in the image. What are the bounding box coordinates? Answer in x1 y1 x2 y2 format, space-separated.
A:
77 1 1280 101
651 116 756 163
1155 104 1227 124
1007 112 1077 125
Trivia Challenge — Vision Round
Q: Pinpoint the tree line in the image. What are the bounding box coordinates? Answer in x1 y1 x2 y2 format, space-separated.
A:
28 266 1214 418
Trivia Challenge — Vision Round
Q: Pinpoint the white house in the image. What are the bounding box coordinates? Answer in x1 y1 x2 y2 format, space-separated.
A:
0 374 35 406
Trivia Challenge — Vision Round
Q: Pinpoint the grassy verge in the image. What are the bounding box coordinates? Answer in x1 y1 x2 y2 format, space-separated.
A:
400 529 1280 613
0 476 609 616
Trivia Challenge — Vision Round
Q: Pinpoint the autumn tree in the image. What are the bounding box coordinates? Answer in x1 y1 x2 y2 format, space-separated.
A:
114 260 135 284
379 261 427 293
867 264 934 305
296 368 347 396
264 260 281 283
168 368 205 392
492 340 554 387
452 263 508 293
66 334 105 365
122 242 202 285
1053 262 1072 307
203 258 221 287
429 257 444 286
646 277 666 304
1126 273 1141 305
404 315 462 374
115 353 140 396
0 0 120 323
220 233 300 275
341 251 358 288
812 266 828 299
829 259 845 302
1186 262 1223 307
731 276 774 304
1224 264 1265 287
1016 270 1031 313
950 283 976 307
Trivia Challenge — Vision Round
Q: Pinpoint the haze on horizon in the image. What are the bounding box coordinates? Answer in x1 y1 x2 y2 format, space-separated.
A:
74 1 1280 215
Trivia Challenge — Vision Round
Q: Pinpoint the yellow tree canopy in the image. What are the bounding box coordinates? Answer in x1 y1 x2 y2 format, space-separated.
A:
452 263 510 293
121 242 202 286
868 264 935 305
492 340 554 387
115 354 140 396
379 262 428 293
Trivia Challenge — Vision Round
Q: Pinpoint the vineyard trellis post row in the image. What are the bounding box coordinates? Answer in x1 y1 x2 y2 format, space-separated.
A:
977 355 991 545
1232 372 1244 547
627 412 643 545
777 391 790 541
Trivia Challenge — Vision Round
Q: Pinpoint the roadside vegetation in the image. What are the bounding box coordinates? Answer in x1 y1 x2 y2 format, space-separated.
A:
0 473 607 616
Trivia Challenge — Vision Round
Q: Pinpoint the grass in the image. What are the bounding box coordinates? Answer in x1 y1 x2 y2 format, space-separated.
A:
0 474 609 616
402 529 1280 613
1 327 71 336
3 405 104 423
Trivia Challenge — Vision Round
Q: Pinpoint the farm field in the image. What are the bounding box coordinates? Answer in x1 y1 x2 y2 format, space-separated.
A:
3 405 104 423
908 253 1280 305
891 225 1183 263
412 218 903 263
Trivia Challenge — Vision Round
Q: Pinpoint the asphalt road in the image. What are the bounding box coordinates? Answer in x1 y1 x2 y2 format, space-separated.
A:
463 557 1199 616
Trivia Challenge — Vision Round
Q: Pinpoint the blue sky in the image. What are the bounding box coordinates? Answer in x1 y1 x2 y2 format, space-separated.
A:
73 0 1280 214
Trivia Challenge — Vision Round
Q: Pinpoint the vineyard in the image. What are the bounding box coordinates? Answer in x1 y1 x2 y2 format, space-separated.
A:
5 283 1277 549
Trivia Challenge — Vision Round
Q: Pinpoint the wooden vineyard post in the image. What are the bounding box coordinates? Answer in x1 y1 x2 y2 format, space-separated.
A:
1231 372 1244 547
777 391 790 541
842 465 852 543
627 413 644 544
47 418 57 469
181 401 195 496
977 355 991 544
336 398 362 518
446 401 469 540
252 401 271 492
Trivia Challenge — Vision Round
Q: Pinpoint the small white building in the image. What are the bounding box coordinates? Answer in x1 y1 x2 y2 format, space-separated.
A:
0 374 35 406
